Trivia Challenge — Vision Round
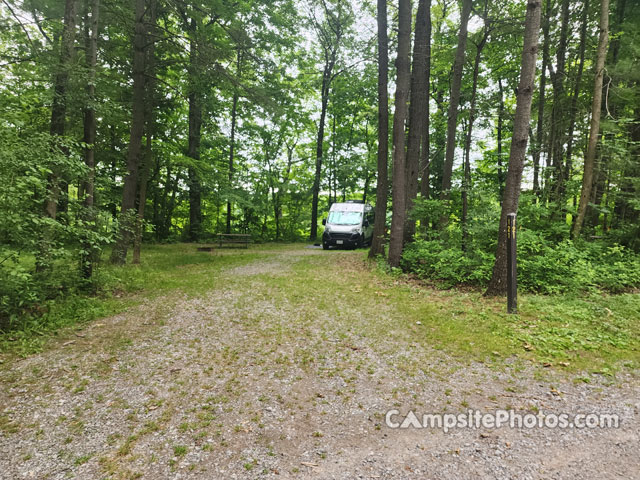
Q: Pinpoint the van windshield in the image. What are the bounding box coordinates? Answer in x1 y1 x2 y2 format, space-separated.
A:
328 211 362 225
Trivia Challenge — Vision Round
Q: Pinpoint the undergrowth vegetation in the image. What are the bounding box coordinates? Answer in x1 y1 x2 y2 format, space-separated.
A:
401 195 640 294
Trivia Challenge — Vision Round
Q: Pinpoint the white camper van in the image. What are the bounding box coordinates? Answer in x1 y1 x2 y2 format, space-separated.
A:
321 201 374 250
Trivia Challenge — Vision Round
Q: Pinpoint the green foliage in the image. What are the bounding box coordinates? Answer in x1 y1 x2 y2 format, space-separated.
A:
402 231 640 294
402 240 493 287
0 118 113 326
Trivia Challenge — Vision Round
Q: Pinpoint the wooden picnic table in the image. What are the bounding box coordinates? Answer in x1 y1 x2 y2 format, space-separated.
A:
217 233 250 249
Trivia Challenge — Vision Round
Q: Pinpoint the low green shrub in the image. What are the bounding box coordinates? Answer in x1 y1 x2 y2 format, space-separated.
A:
402 231 640 294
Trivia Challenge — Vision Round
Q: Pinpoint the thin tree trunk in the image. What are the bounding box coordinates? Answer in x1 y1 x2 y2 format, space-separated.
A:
158 164 171 240
419 3 432 204
439 0 472 225
331 112 337 204
111 0 147 264
133 0 156 265
485 0 542 296
38 0 76 272
164 170 181 236
368 0 389 258
497 78 505 202
387 0 412 268
310 54 336 241
403 0 430 243
548 0 571 204
462 23 489 253
49 0 77 218
563 0 589 199
572 0 610 240
533 0 550 197
227 50 240 235
187 18 203 242
80 0 99 278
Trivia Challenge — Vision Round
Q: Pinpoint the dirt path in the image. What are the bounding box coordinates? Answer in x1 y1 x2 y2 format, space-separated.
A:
1 247 638 479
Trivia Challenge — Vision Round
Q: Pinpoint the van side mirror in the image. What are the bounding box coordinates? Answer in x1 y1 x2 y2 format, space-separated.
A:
363 219 369 227
322 218 326 226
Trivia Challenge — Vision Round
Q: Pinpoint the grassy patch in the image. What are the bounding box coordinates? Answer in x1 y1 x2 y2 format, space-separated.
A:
1 243 638 377
243 248 639 375
0 243 290 357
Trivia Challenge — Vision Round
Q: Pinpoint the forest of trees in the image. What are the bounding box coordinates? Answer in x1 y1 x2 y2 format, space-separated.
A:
1 0 639 322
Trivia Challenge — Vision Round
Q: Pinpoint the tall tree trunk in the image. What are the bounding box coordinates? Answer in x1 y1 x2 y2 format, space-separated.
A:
600 0 633 228
47 0 77 219
587 152 607 229
485 0 542 296
226 50 241 234
38 0 76 272
111 0 147 264
497 78 505 202
164 170 181 237
439 0 472 225
533 0 550 197
549 0 571 205
572 0 610 240
310 52 337 241
331 112 337 204
133 0 156 265
461 23 489 253
563 0 589 197
80 0 100 278
187 18 203 242
403 0 430 243
387 0 412 268
309 1 350 241
368 0 389 258
419 6 432 203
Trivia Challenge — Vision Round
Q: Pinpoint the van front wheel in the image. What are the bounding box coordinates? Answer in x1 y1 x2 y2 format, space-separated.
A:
322 242 329 250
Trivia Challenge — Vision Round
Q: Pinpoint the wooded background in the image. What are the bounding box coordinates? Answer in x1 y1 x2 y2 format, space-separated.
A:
1 0 639 321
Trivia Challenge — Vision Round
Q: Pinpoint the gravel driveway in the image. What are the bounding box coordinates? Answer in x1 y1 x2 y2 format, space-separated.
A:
1 247 638 479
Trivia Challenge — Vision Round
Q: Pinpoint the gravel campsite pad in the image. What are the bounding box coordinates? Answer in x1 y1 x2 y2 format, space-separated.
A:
1 247 638 479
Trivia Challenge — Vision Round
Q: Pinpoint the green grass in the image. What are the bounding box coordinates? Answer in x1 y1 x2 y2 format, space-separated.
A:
1 242 639 377
0 243 295 356
236 247 640 376
173 445 187 457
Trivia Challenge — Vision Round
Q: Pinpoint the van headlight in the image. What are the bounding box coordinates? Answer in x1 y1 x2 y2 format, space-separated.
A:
324 225 331 233
351 227 362 234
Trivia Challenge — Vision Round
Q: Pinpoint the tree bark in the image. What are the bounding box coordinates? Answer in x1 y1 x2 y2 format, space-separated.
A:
572 0 610 240
133 0 156 265
310 2 347 241
403 0 430 243
462 23 489 253
419 8 432 203
38 0 76 273
111 0 147 264
485 0 542 296
549 0 571 203
497 78 505 202
80 0 100 278
439 0 472 225
387 0 412 268
532 0 550 197
563 0 589 198
310 57 336 241
46 0 77 219
187 18 203 242
368 0 389 258
227 50 241 234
